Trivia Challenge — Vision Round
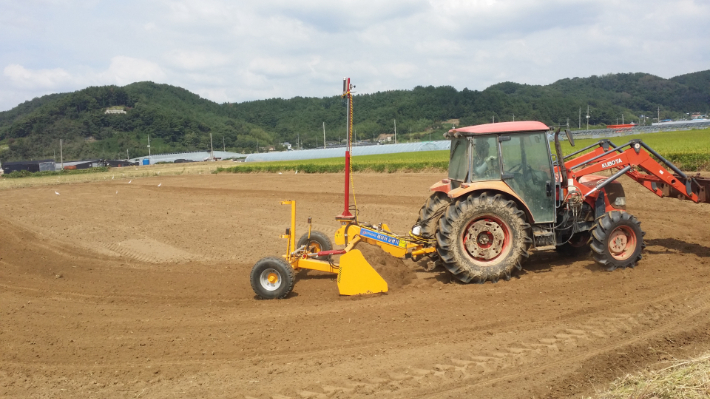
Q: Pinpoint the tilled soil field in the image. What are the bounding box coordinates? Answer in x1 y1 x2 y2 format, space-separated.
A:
2 172 710 398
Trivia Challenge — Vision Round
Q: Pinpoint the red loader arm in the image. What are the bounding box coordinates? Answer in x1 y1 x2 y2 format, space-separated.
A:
563 139 708 204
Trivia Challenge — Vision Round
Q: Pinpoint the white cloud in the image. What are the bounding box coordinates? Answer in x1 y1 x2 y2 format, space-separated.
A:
4 64 73 89
0 0 708 111
99 56 167 85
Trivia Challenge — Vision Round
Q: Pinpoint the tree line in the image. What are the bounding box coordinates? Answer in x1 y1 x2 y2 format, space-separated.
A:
0 70 707 162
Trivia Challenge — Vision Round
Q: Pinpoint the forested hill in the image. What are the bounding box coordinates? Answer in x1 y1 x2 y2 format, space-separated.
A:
1 70 708 162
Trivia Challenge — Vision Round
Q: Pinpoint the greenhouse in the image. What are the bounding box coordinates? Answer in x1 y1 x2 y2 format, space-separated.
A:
244 141 451 163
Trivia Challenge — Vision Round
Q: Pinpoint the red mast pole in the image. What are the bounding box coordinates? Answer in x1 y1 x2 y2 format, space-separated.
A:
337 77 355 220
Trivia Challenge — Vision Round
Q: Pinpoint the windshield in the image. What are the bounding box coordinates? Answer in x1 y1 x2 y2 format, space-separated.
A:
448 138 468 181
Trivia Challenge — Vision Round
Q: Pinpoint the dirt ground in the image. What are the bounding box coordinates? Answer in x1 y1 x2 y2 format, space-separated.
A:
2 172 710 398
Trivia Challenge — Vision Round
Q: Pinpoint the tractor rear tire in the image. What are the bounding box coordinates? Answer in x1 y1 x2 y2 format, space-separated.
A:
297 231 333 260
436 192 531 283
414 192 451 239
250 257 295 299
590 211 645 271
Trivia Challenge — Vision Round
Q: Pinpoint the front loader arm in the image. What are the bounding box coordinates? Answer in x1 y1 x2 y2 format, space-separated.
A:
567 140 706 203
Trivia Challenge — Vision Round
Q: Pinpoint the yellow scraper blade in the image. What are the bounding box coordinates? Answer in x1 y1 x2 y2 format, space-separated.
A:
337 249 388 296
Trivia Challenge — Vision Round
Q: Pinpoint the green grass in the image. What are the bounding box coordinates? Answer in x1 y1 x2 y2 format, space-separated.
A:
216 151 450 174
217 128 710 174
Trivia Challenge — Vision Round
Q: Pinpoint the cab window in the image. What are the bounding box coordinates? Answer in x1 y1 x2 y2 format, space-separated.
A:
469 135 501 182
448 138 468 182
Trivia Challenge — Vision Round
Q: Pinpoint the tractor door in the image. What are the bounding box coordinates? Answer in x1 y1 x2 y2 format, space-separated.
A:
448 137 469 187
499 132 555 223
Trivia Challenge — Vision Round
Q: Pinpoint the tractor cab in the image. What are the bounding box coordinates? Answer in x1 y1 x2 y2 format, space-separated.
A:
445 121 556 223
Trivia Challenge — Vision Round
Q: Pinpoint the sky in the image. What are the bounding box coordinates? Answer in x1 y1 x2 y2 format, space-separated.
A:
1 0 708 111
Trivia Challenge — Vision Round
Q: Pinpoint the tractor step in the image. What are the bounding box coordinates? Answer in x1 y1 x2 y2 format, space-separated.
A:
532 228 555 248
534 245 557 251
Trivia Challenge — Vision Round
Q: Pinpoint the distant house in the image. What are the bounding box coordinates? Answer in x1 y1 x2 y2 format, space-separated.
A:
377 133 394 143
104 109 126 114
62 160 102 170
282 142 292 150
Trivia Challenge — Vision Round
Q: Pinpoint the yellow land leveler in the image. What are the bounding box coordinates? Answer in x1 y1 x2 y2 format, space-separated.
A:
249 200 435 299
250 78 435 299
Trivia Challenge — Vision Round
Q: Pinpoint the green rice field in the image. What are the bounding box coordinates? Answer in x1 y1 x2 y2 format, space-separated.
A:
217 128 710 174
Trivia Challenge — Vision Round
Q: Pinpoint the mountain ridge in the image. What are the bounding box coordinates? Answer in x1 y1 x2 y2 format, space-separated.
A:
1 70 708 162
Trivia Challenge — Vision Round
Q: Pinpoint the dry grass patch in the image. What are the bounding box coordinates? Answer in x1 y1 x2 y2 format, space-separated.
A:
594 353 710 399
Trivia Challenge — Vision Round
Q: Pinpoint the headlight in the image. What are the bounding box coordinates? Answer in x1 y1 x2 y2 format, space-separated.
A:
412 225 422 236
614 197 626 207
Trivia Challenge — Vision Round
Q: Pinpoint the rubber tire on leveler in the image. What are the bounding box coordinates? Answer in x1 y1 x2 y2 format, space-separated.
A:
436 192 532 284
414 192 452 239
297 231 333 260
590 211 645 271
250 257 295 299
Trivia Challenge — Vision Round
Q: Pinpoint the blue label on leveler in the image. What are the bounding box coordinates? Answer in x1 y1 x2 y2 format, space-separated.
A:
360 228 403 247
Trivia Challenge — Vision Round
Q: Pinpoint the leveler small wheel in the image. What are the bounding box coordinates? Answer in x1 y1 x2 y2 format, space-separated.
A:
250 257 295 299
297 231 333 260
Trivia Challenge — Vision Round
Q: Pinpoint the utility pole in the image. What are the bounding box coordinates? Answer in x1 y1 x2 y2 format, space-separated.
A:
209 132 214 160
492 116 495 123
566 118 569 128
586 105 590 130
512 113 515 122
126 149 129 160
256 138 258 153
60 139 63 170
147 135 151 158
223 136 225 152
579 108 581 129
323 122 326 149
658 106 660 124
297 133 300 150
393 119 397 144
622 114 624 124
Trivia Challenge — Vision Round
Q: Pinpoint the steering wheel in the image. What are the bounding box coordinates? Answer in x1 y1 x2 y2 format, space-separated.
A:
507 163 545 185
507 163 523 173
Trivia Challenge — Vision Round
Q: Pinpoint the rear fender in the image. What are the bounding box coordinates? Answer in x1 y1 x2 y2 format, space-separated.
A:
448 181 535 223
429 179 452 194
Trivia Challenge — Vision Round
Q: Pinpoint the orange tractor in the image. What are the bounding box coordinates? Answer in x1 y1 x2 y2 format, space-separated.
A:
412 122 708 284
250 78 709 299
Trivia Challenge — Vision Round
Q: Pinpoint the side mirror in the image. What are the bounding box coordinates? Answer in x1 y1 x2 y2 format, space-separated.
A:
565 129 575 147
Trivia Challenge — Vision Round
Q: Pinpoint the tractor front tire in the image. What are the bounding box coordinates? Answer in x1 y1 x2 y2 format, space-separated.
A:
250 257 295 299
414 192 451 239
590 211 645 271
297 231 333 260
436 192 531 283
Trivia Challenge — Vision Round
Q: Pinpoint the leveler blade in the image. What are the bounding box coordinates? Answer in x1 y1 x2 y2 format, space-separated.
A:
337 249 388 295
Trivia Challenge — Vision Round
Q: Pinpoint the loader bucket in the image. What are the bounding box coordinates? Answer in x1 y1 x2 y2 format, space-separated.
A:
336 249 388 295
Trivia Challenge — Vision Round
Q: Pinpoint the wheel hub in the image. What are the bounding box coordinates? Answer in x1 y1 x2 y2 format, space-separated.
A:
464 219 505 260
260 268 282 291
608 226 636 260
